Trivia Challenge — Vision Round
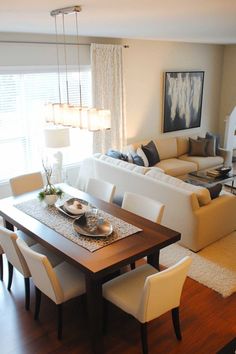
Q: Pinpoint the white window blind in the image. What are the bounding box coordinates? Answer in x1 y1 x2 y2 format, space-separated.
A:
0 68 92 182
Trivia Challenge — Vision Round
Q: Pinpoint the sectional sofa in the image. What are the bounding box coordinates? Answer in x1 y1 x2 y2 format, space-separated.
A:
124 135 232 177
78 146 236 252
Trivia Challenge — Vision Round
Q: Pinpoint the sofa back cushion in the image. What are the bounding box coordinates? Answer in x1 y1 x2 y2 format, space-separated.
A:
98 154 153 174
155 137 177 160
177 136 190 156
146 169 211 206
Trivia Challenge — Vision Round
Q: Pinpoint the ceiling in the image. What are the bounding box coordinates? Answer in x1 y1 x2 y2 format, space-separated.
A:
0 0 236 44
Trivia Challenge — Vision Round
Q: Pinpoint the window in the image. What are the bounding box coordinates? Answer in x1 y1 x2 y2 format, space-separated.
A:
0 67 93 182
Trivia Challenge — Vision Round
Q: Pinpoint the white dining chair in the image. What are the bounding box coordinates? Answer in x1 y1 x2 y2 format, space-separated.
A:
0 226 62 310
122 192 165 269
86 178 116 203
122 192 165 223
103 256 192 354
9 171 44 196
16 238 86 339
0 245 3 281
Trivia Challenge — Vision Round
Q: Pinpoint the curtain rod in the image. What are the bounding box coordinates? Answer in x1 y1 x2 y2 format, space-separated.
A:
0 39 129 48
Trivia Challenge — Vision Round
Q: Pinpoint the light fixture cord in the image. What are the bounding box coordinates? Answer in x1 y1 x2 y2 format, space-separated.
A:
54 15 61 104
75 12 82 107
62 13 69 105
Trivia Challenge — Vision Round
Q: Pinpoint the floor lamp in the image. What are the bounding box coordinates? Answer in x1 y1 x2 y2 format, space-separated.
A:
44 127 70 183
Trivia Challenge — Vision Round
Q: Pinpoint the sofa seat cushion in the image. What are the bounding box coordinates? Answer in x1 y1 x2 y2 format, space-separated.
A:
146 170 211 206
179 154 223 170
155 158 197 177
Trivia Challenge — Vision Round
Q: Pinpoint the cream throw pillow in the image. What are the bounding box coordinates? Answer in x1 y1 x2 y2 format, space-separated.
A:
137 147 149 167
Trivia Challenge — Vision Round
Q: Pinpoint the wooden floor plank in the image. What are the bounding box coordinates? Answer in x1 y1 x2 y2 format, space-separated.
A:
0 255 235 354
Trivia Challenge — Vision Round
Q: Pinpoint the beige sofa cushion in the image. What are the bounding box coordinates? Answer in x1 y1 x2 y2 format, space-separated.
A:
146 170 211 206
179 154 223 170
155 137 177 160
176 136 190 156
155 158 197 176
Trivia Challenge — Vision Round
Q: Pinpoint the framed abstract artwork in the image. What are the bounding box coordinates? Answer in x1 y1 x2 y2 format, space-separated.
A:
163 71 204 133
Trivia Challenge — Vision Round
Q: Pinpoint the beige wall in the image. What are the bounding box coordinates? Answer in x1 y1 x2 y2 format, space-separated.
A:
122 39 224 144
0 33 226 145
219 45 236 142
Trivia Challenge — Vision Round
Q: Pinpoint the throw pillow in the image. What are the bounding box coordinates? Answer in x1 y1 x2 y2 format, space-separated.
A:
106 149 128 162
198 137 216 157
206 132 220 155
132 153 145 166
206 183 222 199
189 138 208 157
137 147 149 167
141 140 160 166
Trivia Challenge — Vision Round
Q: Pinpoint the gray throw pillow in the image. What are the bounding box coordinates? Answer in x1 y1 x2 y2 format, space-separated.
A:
141 140 160 166
206 132 220 155
189 138 208 157
198 137 216 157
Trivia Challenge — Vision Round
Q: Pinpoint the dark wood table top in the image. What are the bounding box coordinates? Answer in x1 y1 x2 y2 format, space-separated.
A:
0 183 181 279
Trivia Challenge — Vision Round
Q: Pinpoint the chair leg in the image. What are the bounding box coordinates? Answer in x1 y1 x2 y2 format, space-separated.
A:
140 323 148 354
34 287 41 320
130 262 136 270
24 278 30 310
57 304 63 340
7 262 13 290
172 307 182 340
0 254 3 281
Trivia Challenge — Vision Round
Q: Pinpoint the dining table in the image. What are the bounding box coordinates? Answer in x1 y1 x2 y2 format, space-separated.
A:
0 183 181 354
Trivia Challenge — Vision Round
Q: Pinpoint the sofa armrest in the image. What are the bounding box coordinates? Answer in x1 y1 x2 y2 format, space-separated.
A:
217 147 232 167
193 194 236 251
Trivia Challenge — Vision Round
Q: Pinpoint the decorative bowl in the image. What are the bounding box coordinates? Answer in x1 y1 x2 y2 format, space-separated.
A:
215 167 232 176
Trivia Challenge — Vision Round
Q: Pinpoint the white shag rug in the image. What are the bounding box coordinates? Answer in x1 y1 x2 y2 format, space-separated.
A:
160 231 236 298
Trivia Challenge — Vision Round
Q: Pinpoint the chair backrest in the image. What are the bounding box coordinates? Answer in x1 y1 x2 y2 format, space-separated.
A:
10 172 44 196
86 178 116 203
0 226 30 277
138 256 192 323
122 192 165 223
16 238 63 304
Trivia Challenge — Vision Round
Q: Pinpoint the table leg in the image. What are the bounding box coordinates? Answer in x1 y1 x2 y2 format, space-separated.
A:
147 250 160 270
86 275 104 354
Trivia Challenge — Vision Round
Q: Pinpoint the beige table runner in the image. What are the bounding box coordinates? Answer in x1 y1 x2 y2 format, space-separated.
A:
15 195 142 252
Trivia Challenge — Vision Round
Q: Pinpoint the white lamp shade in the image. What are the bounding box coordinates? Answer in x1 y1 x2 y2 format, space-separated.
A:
44 127 70 148
87 108 111 131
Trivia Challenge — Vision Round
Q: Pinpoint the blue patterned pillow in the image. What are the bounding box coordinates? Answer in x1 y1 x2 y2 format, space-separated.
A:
106 149 128 162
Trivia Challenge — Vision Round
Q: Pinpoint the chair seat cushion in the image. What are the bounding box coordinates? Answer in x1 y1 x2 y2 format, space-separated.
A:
103 264 157 320
54 262 85 302
155 158 197 177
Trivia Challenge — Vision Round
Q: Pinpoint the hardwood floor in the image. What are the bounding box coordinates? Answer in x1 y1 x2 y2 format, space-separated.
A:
0 255 235 354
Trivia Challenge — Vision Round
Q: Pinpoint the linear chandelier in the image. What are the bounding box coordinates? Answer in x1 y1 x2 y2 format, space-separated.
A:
45 5 111 131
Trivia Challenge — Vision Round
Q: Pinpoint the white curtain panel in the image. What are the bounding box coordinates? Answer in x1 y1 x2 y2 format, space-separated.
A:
91 43 126 153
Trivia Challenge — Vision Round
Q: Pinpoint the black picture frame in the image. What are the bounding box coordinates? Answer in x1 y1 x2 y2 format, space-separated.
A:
163 71 204 133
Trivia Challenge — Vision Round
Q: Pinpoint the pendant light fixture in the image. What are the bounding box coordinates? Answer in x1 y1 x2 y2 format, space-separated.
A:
45 5 111 131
